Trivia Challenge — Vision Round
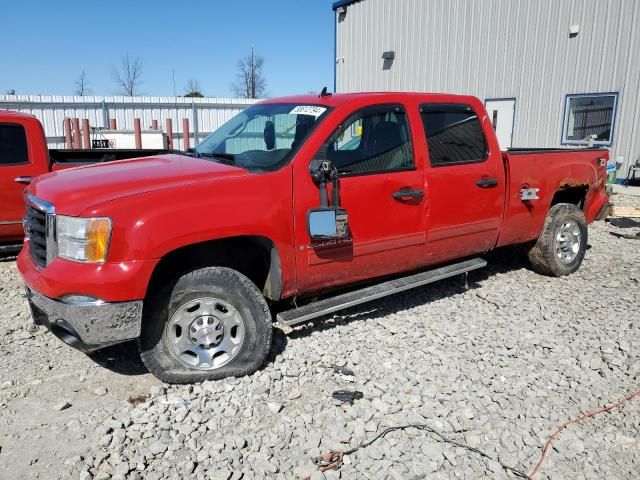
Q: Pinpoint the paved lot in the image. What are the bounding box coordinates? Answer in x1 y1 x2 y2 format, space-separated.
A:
1 193 639 480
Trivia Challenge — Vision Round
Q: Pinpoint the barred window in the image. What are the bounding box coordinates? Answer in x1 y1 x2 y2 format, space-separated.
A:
562 93 618 146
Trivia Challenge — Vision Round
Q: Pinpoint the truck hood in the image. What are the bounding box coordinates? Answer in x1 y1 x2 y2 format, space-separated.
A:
29 154 247 215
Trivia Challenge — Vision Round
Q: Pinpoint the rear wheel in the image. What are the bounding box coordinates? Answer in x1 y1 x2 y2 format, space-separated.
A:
139 267 272 384
527 203 588 276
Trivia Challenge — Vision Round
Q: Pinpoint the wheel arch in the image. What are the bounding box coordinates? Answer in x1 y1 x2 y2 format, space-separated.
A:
145 235 282 302
550 184 589 210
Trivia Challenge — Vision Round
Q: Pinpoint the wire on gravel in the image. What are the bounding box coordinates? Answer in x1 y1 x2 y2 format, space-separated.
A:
313 384 640 479
313 424 532 479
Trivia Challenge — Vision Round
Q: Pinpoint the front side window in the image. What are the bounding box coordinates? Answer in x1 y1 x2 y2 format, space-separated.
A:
316 105 414 175
0 124 29 166
420 104 487 166
562 93 618 146
196 103 329 171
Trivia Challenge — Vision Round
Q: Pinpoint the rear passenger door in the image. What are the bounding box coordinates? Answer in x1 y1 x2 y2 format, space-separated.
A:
293 103 427 293
420 103 505 262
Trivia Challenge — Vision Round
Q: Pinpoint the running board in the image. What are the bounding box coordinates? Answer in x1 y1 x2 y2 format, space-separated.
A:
277 258 487 327
0 244 22 255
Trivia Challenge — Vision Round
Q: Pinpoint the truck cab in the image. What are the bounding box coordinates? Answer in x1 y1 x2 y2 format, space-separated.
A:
17 92 610 383
0 112 49 249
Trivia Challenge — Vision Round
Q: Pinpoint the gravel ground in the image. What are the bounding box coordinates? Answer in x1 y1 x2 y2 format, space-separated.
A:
1 193 639 480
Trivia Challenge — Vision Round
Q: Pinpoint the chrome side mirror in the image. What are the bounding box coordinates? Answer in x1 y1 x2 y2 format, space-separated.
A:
308 208 349 240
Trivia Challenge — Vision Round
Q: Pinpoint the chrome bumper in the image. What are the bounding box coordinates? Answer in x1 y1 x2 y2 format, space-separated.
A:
26 287 143 352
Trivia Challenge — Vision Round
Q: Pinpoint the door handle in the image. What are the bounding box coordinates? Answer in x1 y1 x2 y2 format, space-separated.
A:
15 176 34 185
392 188 424 200
476 177 498 188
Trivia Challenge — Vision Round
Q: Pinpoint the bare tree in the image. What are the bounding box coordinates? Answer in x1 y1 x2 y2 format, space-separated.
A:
74 70 91 96
111 54 143 96
184 79 204 97
231 48 267 99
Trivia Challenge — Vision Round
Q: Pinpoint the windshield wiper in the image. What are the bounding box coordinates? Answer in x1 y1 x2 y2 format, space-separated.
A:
197 152 236 164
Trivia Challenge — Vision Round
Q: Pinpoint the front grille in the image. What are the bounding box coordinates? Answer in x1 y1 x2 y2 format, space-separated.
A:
25 204 49 268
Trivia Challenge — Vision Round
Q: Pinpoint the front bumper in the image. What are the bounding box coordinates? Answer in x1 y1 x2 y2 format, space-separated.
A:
26 286 143 352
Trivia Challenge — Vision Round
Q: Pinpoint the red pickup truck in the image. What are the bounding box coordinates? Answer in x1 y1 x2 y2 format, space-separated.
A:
0 111 168 253
17 92 611 383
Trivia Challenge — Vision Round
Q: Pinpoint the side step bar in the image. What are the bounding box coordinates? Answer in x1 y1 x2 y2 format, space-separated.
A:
0 244 22 255
277 257 487 327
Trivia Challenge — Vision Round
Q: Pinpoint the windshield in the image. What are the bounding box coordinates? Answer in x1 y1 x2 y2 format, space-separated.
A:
195 103 329 171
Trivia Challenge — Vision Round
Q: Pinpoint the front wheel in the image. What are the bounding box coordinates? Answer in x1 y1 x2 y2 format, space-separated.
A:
139 267 272 384
527 203 588 277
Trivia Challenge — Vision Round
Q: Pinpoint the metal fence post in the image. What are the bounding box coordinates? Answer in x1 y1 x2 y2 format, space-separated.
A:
192 100 199 146
101 101 109 129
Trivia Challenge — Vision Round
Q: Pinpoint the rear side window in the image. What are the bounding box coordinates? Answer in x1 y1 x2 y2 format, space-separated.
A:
316 104 414 176
0 124 29 165
420 104 487 166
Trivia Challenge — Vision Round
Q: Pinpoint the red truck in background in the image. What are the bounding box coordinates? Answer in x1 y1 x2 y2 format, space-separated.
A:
0 111 168 253
17 92 611 384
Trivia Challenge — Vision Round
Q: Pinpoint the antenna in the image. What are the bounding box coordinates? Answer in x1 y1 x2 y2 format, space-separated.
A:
319 87 332 98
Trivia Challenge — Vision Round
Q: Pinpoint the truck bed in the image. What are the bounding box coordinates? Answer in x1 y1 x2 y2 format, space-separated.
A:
497 148 608 247
49 148 171 170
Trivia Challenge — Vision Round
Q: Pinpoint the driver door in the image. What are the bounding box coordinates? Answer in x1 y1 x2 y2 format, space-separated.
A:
292 102 427 294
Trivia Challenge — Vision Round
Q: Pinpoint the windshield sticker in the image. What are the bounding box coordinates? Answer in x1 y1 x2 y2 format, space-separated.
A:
289 105 327 117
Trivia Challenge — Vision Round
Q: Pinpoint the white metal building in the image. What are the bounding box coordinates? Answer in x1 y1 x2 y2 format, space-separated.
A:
333 0 640 181
0 95 257 151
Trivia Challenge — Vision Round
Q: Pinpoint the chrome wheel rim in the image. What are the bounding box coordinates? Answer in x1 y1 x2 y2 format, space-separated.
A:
165 297 245 370
554 220 581 264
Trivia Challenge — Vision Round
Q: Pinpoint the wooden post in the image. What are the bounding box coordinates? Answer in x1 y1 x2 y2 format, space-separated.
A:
72 118 81 149
165 118 173 151
81 119 91 149
63 118 73 149
151 119 158 130
134 118 142 149
182 118 190 150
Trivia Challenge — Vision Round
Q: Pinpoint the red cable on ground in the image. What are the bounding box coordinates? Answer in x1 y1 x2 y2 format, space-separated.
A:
528 385 640 478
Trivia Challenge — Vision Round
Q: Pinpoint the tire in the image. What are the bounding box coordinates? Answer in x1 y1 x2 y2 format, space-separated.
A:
139 267 272 384
527 203 588 277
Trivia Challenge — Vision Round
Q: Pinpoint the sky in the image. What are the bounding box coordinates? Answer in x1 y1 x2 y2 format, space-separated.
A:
0 0 336 98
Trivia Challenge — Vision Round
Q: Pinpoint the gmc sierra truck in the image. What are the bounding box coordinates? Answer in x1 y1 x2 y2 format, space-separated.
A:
0 111 168 253
18 92 612 383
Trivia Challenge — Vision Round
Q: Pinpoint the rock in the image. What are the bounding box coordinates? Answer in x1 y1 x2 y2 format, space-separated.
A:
79 471 93 480
148 441 168 456
93 387 108 396
365 421 378 432
287 390 302 400
267 402 283 414
53 401 72 411
371 398 390 414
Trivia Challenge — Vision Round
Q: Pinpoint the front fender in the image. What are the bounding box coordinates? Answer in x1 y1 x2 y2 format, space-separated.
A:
81 167 297 294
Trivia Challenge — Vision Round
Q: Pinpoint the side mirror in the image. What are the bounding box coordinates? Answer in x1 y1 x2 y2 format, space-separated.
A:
308 208 349 240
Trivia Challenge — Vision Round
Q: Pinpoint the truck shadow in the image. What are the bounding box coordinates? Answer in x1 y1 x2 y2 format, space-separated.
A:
88 334 290 376
88 341 149 376
285 246 541 341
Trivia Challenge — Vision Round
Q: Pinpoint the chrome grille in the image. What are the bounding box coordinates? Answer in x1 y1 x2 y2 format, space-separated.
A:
24 195 55 268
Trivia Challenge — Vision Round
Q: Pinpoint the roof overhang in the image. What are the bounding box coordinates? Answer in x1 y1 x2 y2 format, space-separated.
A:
332 0 364 11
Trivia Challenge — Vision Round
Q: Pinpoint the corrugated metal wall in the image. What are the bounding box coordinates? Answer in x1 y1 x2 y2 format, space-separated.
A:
336 0 640 177
0 95 258 150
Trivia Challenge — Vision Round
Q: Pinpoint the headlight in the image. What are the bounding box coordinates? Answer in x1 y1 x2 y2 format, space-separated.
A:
56 216 112 263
